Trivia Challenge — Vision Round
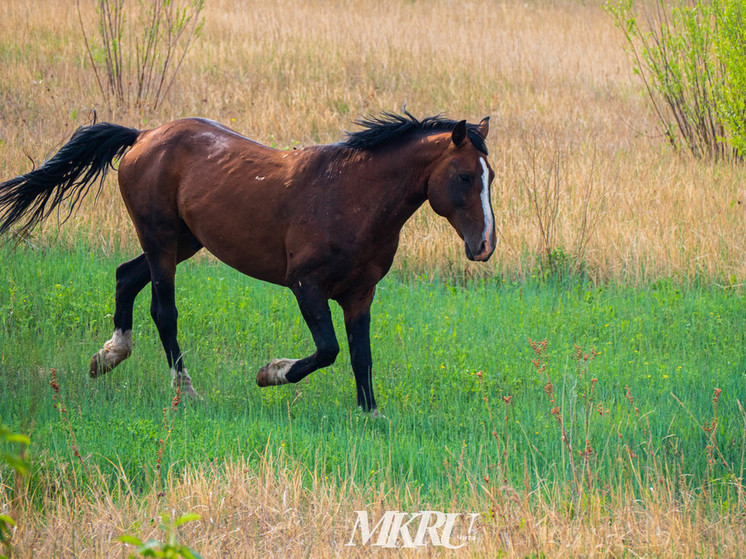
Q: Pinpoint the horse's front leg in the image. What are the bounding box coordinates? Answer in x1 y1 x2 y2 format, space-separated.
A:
146 252 198 398
339 287 379 414
256 279 340 387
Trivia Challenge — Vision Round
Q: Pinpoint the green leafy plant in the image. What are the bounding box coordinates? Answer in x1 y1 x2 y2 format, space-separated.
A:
0 422 30 559
119 512 201 558
714 0 746 156
77 0 205 111
607 0 746 160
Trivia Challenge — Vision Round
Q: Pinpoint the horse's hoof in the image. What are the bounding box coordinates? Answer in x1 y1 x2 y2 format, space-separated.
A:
89 353 111 378
178 380 202 400
89 330 133 378
171 369 202 400
256 358 296 387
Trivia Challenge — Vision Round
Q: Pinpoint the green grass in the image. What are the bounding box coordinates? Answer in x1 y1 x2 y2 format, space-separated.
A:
1 243 744 505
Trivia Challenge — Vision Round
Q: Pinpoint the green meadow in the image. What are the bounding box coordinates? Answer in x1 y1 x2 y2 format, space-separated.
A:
1 243 743 504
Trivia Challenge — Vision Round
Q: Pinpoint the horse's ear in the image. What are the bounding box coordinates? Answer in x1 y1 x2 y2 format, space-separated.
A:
477 116 490 139
451 120 467 146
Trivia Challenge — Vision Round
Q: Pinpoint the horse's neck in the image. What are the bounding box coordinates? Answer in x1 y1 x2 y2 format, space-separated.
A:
344 140 444 230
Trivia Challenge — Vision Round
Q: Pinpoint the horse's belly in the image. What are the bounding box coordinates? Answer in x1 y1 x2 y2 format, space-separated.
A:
189 224 288 286
207 245 287 285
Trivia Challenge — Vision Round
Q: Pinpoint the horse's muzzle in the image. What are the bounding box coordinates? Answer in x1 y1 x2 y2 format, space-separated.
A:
464 238 494 262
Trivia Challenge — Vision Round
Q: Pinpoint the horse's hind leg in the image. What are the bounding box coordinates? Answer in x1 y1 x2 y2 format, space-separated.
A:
90 254 150 377
90 235 201 388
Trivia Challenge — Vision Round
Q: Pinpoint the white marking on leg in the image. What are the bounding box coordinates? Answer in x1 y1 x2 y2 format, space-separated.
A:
479 157 494 252
90 329 133 376
106 329 133 360
171 367 198 398
256 358 298 386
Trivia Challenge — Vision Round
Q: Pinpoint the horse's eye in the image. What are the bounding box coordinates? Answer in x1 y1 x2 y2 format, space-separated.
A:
458 173 472 184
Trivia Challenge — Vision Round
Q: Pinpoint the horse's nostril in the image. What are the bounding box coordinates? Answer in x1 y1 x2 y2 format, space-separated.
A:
464 243 474 260
466 239 489 261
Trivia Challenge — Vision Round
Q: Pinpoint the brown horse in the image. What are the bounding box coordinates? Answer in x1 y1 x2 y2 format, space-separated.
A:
0 112 494 413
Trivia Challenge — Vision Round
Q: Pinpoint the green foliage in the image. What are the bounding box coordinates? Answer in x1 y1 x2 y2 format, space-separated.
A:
607 0 746 160
0 422 30 559
77 0 206 111
0 514 14 559
714 0 746 156
119 512 202 558
0 427 29 479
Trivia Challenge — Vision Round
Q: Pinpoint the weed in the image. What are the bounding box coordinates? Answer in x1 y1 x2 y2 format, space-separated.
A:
155 387 183 495
119 511 201 558
530 338 578 489
49 367 89 486
517 134 609 281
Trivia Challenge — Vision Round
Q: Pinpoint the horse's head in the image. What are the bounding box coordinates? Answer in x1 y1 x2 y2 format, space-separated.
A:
426 117 495 262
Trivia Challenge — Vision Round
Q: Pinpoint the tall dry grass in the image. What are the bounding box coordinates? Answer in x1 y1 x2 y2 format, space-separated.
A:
4 447 744 558
0 0 743 281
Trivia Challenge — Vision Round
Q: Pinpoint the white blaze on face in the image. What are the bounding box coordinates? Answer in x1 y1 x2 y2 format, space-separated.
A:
479 157 494 251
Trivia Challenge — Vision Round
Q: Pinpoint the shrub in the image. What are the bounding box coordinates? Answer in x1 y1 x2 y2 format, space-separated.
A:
78 0 205 111
608 0 746 161
715 0 746 156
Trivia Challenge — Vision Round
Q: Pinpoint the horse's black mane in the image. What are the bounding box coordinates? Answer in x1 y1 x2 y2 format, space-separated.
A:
342 111 488 155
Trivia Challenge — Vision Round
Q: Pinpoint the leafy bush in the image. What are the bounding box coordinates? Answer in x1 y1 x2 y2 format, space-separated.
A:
0 422 30 559
715 0 746 156
608 0 746 160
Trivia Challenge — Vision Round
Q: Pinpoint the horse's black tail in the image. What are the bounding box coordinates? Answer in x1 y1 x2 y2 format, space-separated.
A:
0 122 140 237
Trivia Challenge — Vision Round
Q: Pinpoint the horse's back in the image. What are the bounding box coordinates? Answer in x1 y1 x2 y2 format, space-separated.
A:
121 117 272 170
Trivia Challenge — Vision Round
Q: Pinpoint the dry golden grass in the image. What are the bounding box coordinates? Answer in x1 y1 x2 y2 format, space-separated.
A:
4 448 744 558
0 0 743 281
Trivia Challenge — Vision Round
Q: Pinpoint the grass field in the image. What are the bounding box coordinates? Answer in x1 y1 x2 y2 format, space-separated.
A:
1 0 745 556
3 244 742 488
1 244 744 555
